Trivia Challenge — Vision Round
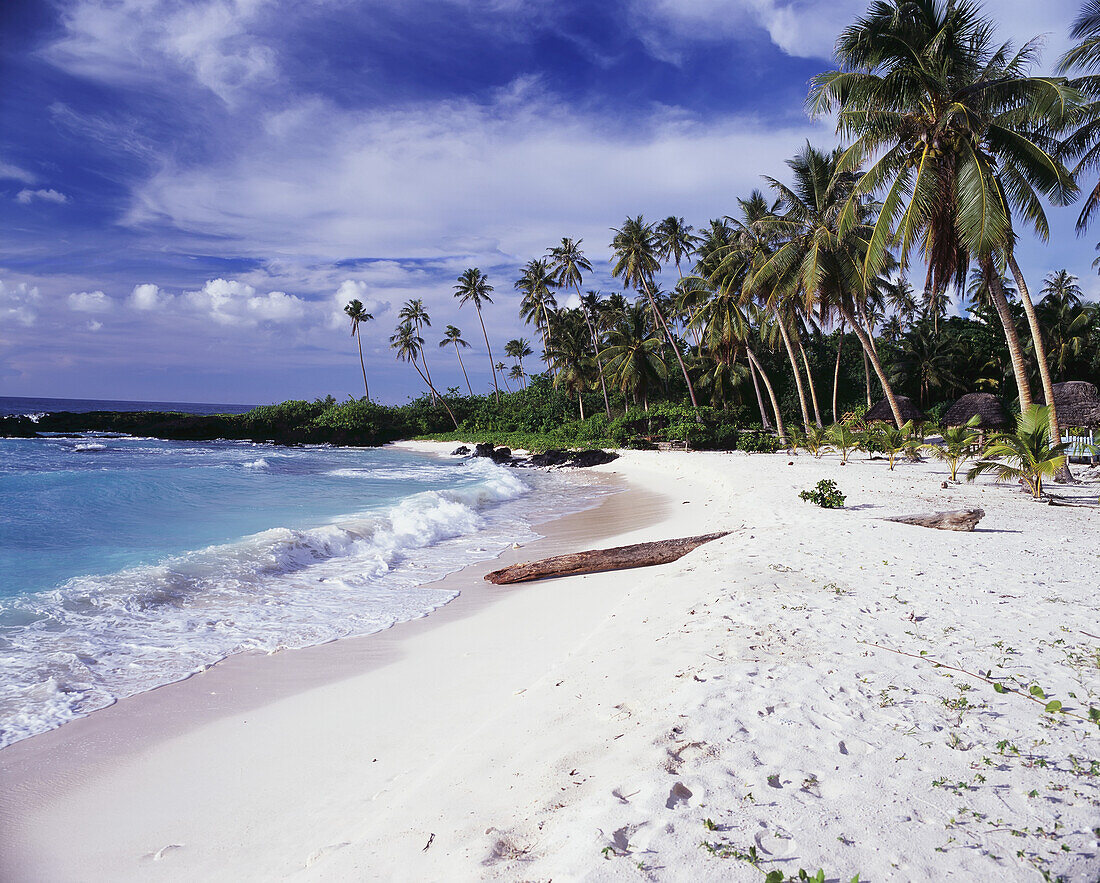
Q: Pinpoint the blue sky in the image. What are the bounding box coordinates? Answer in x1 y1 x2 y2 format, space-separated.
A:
0 0 1095 406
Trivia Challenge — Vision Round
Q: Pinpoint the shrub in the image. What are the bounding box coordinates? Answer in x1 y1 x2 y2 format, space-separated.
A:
799 478 846 508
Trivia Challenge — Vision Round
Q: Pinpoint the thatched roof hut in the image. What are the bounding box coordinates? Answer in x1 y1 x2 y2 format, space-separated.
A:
865 395 926 424
944 392 1009 429
1036 381 1100 429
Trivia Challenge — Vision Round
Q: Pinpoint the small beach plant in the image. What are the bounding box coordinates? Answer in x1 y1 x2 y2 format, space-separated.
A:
924 416 981 481
785 425 806 454
827 423 858 464
872 421 911 470
803 425 832 458
800 478 846 508
967 407 1068 499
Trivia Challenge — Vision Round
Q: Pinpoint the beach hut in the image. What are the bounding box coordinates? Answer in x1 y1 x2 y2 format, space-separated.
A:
1037 381 1100 461
865 395 926 424
943 392 1009 430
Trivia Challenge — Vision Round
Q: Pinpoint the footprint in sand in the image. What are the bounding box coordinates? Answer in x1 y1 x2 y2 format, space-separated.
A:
665 782 693 809
305 842 351 867
754 825 796 858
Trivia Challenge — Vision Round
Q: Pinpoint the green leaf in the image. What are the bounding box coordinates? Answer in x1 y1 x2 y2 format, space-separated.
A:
1045 700 1062 713
1029 685 1045 699
993 683 1007 693
765 872 785 883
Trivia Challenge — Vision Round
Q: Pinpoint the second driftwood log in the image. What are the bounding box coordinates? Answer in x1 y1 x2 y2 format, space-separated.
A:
881 508 985 531
484 531 730 585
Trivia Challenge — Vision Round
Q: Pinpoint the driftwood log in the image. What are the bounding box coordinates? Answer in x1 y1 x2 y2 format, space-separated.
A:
485 531 729 585
881 508 985 531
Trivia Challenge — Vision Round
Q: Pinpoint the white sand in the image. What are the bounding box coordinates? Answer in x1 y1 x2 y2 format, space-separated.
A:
2 443 1099 881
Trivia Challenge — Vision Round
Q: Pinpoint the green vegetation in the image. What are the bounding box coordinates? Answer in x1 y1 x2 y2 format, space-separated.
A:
799 479 847 509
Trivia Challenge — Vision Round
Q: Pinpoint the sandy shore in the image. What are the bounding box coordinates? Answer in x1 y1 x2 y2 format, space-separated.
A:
2 443 1099 881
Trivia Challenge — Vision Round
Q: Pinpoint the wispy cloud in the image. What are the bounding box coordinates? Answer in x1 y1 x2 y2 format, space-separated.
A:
16 189 69 205
0 161 37 184
68 290 113 312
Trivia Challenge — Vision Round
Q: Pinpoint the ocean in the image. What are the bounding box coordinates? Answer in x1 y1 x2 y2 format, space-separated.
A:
0 395 257 418
0 433 608 747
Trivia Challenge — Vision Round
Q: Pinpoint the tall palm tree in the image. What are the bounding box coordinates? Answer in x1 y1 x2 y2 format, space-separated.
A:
454 268 500 403
343 298 374 401
399 299 436 403
810 0 1079 454
546 311 595 419
601 302 668 411
495 362 512 393
655 216 700 279
1058 2 1100 231
611 215 700 414
748 144 909 428
1038 270 1092 380
515 258 559 376
508 363 525 389
547 239 612 419
440 325 473 396
889 320 963 406
504 338 533 389
390 321 458 429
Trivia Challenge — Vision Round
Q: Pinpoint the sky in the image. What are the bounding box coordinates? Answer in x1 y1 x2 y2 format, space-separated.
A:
0 0 1096 406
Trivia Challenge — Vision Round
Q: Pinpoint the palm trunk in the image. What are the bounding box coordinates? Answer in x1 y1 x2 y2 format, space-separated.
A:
832 324 844 424
476 306 500 404
356 329 370 401
776 312 812 429
578 393 585 421
795 327 823 428
841 305 904 428
1007 254 1071 481
747 347 786 443
453 344 473 396
411 361 458 430
641 278 699 415
863 349 872 407
419 332 438 405
747 354 772 430
980 255 1033 411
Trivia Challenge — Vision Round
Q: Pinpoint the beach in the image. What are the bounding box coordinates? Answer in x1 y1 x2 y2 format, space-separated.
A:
2 443 1099 881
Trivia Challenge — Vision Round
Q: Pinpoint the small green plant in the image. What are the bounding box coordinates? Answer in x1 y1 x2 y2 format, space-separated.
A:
799 478 846 508
803 425 832 458
826 423 859 463
967 406 1069 498
923 415 981 480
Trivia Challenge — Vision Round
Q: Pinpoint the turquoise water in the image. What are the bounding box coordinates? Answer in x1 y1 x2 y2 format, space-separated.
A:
0 437 604 747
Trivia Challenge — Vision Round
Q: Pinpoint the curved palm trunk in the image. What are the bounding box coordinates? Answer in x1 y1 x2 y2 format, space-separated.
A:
453 343 473 396
747 347 786 443
355 329 370 401
776 313 812 429
418 332 438 405
476 305 500 404
641 278 699 415
840 305 904 428
862 350 872 407
1008 254 1071 482
411 360 459 430
518 358 527 389
747 354 772 430
795 327 823 428
578 393 585 420
980 256 1033 411
832 323 844 423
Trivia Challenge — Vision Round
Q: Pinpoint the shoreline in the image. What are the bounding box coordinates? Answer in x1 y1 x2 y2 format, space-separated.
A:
3 446 1098 881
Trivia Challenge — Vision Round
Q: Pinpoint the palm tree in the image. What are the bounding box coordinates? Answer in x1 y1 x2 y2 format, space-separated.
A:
343 298 374 401
601 302 668 411
515 258 559 376
440 325 473 396
611 215 699 413
390 321 459 429
1039 271 1092 380
924 416 982 482
546 312 595 419
495 362 511 393
1058 2 1100 231
547 239 612 419
655 216 700 279
508 364 525 389
504 338 533 389
454 268 500 403
967 406 1069 499
890 321 963 406
810 0 1079 459
747 144 909 428
399 299 436 403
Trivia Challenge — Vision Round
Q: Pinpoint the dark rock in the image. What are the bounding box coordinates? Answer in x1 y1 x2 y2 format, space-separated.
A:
528 449 571 468
490 446 512 464
473 442 495 458
451 445 470 456
569 449 619 468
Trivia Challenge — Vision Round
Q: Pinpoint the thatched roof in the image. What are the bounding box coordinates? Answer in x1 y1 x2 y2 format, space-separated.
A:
1036 381 1100 429
865 395 926 424
944 392 1009 429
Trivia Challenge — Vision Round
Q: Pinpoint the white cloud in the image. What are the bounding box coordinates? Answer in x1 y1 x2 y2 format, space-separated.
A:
183 277 306 325
0 280 40 327
16 188 69 205
87 320 103 332
130 282 166 310
0 161 36 184
68 290 113 312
